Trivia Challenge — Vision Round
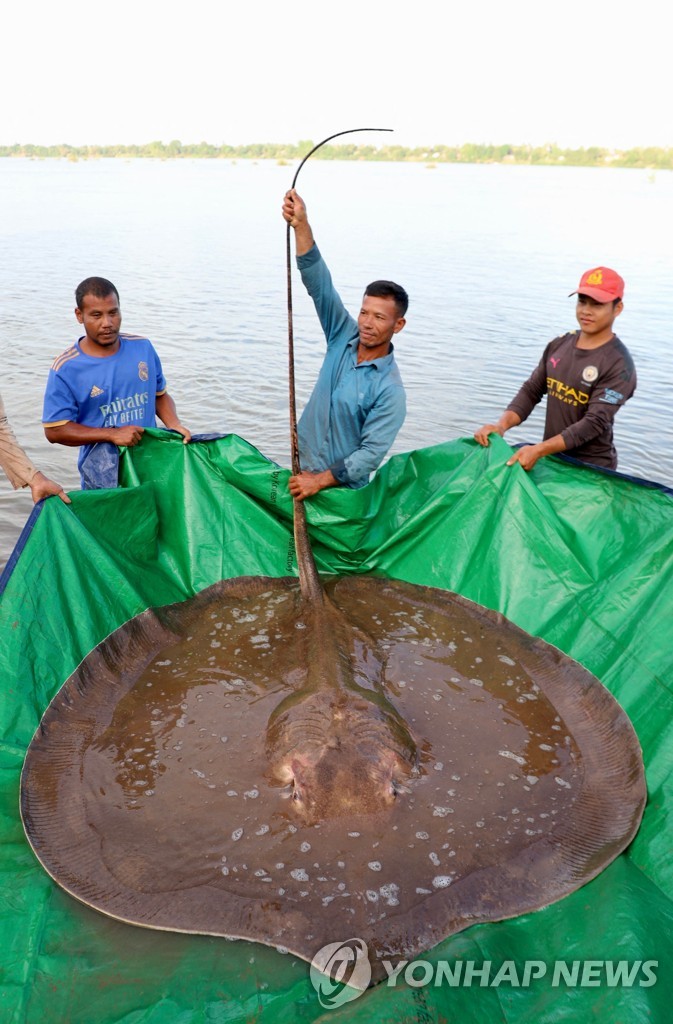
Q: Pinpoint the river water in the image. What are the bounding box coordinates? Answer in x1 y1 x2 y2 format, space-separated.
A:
2 157 672 568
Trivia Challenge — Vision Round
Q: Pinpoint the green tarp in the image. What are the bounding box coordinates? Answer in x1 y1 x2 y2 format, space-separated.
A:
1 429 672 1022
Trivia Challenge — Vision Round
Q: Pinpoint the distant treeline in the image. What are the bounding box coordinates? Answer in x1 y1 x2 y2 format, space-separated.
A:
1 140 672 169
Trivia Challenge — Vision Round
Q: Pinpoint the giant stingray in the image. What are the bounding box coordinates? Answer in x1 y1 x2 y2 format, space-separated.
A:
21 135 646 983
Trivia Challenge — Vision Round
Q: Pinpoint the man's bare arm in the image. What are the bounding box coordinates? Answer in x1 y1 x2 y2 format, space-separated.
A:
156 392 191 443
45 422 145 447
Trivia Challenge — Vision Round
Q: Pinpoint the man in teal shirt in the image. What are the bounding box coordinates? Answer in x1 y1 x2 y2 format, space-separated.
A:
283 190 408 499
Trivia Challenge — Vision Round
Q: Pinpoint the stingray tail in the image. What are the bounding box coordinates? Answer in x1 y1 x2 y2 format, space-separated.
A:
293 499 324 603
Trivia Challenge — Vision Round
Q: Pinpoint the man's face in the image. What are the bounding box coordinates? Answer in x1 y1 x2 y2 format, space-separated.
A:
575 294 622 336
75 292 122 349
357 295 405 355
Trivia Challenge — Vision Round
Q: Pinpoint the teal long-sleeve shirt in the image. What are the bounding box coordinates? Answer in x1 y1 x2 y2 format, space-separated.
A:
296 244 406 489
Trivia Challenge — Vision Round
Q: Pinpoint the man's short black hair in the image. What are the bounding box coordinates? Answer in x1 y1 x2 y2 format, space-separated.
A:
75 276 120 309
364 280 409 318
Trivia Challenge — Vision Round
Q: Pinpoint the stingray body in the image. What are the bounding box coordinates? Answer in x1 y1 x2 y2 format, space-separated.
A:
21 560 645 978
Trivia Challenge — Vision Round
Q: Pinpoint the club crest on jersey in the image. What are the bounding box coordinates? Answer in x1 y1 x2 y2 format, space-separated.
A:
138 362 149 382
582 366 598 383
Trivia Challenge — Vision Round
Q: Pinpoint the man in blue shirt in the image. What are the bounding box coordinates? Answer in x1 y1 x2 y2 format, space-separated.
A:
43 277 190 485
282 190 407 499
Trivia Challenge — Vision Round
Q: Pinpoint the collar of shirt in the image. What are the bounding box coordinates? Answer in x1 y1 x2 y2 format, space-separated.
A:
347 336 397 370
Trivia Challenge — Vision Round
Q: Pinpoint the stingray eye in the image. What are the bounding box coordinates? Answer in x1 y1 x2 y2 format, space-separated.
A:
291 781 303 803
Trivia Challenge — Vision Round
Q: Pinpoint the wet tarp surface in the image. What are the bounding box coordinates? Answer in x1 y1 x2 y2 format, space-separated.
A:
1 429 672 1023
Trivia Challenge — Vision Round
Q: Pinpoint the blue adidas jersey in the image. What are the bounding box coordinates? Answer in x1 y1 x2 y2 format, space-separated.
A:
43 334 167 470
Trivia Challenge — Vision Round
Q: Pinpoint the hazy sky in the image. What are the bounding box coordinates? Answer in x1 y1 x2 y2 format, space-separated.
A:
3 0 669 150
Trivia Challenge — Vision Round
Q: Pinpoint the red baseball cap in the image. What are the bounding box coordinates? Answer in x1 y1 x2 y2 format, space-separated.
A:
569 267 625 302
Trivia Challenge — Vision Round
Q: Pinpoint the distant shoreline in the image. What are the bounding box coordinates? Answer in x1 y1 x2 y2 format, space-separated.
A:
1 141 672 170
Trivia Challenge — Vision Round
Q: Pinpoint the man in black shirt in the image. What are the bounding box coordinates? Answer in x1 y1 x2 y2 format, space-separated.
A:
474 267 636 471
